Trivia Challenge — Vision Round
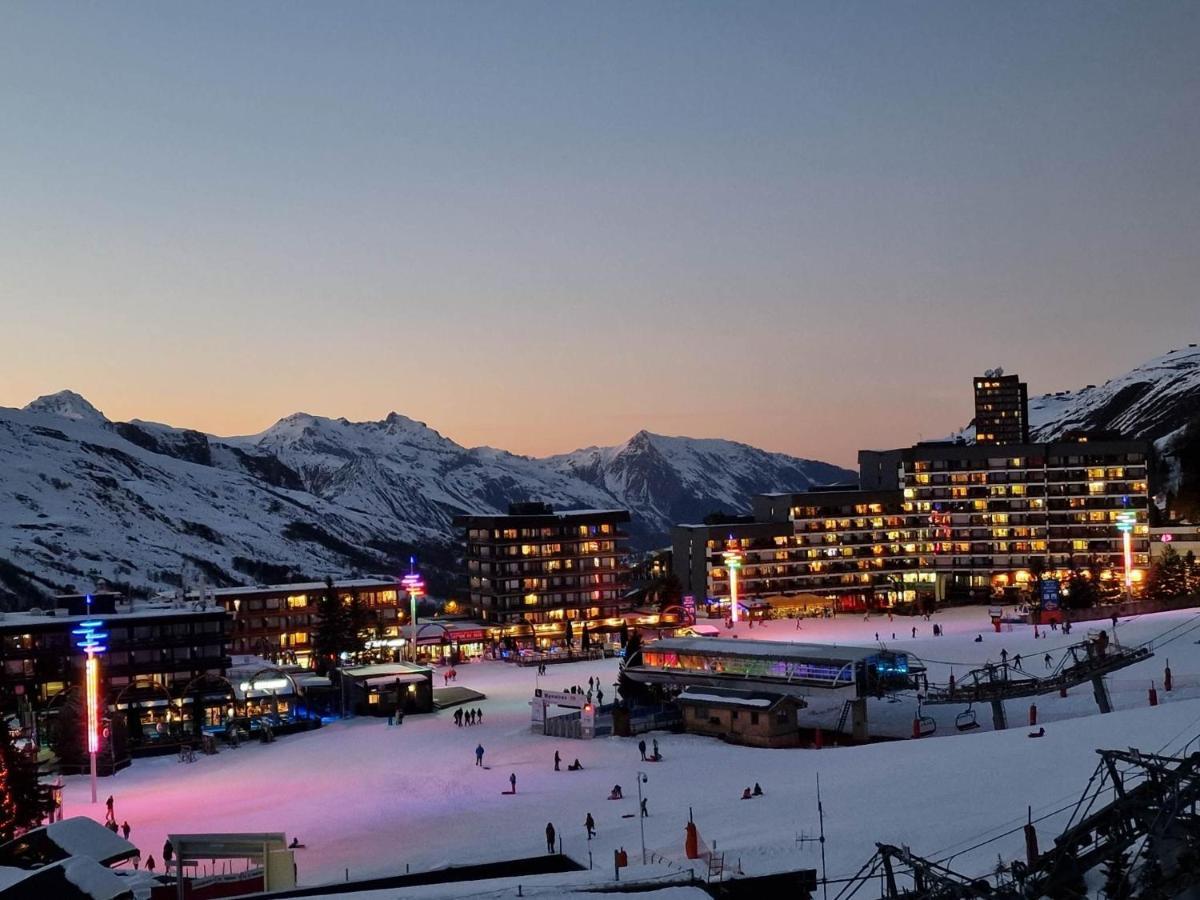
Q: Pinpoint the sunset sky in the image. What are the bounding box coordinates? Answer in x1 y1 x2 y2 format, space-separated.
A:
1 3 1197 467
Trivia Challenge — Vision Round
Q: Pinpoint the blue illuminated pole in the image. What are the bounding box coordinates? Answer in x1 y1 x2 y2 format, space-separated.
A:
72 609 107 804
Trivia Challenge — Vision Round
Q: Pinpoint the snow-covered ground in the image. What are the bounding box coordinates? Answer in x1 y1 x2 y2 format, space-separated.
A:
62 606 1200 892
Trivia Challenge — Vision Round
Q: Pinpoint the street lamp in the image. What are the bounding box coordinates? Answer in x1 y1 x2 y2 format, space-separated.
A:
1116 510 1137 600
71 617 107 804
636 771 649 863
401 559 425 664
722 539 743 624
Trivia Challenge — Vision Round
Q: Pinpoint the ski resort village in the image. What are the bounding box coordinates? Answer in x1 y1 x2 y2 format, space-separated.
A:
3 352 1200 900
3 6 1199 897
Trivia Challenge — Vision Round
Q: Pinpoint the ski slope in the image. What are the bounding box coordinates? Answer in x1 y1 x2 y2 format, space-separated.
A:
60 606 1200 893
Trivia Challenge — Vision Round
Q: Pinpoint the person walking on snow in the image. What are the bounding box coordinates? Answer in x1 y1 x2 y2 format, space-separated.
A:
545 822 556 853
475 744 485 766
585 813 595 839
640 797 648 818
454 708 463 727
105 796 114 822
509 772 517 793
121 821 130 840
146 856 156 873
638 739 647 761
554 750 561 771
652 738 660 760
476 708 483 724
912 626 917 638
1000 648 1009 665
163 840 173 864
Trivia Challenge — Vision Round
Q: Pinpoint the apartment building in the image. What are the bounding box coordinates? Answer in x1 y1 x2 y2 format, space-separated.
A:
210 578 402 667
974 370 1029 445
454 503 630 648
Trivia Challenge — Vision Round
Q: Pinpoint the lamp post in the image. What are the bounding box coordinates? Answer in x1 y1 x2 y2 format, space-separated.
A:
1116 510 1137 600
722 539 743 624
401 559 425 664
71 616 107 804
636 771 649 864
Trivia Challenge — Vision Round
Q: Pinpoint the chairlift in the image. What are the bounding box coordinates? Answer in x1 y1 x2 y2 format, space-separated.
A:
918 715 937 737
955 706 980 732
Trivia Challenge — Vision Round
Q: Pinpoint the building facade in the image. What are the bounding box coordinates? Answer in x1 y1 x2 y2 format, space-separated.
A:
210 578 403 668
974 371 1029 445
0 594 230 758
673 439 1152 611
900 438 1152 601
455 504 631 649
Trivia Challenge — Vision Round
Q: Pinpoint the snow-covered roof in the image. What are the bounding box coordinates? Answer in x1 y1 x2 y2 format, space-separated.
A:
0 603 225 629
208 578 399 598
643 636 891 664
341 662 431 680
0 817 137 869
677 688 784 709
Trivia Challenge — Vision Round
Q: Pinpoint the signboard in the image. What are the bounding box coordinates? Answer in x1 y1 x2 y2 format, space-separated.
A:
683 595 696 623
450 629 487 643
1040 578 1061 611
580 702 596 739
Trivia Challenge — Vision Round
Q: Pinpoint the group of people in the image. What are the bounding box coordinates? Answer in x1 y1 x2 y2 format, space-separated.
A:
441 668 459 685
103 796 131 841
740 783 765 800
553 750 583 771
637 738 661 762
453 706 484 726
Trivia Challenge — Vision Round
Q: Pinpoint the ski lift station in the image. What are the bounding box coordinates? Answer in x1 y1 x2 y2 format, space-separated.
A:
623 636 921 742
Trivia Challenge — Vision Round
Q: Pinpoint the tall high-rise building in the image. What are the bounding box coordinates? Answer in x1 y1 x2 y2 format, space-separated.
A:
974 370 1029 445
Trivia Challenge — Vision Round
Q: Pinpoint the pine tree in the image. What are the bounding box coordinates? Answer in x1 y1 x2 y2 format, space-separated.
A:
1065 565 1099 610
346 590 368 659
1146 547 1187 600
1 728 54 840
1184 550 1198 594
312 577 350 674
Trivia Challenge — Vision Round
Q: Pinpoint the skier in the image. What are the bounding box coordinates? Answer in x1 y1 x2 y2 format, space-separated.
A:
1000 648 1009 665
1044 653 1053 670
585 813 595 839
554 750 561 771
509 772 517 794
545 822 556 853
1013 654 1023 670
475 743 485 766
638 739 647 761
121 821 130 840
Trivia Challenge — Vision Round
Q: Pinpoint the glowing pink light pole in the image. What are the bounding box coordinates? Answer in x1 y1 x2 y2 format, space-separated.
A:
1116 511 1137 600
71 614 107 804
723 540 744 624
401 559 425 663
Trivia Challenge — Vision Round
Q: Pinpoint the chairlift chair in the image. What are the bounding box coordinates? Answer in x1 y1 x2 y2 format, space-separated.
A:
918 714 937 737
955 706 980 732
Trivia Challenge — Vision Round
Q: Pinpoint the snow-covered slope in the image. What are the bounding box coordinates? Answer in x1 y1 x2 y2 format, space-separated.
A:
546 430 852 542
1028 344 1200 443
0 394 852 602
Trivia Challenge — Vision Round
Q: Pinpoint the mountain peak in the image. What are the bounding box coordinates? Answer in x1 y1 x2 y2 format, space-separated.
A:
23 390 108 424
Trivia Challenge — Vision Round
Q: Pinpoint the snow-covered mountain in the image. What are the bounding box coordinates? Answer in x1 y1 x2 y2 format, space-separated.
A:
0 395 852 604
1026 344 1200 445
